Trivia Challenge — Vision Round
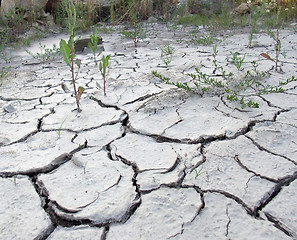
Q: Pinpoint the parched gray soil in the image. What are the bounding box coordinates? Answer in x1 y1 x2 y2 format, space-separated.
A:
0 22 297 239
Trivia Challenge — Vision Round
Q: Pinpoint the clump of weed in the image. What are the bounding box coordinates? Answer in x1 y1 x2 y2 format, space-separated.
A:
178 33 220 46
153 42 295 110
26 43 60 62
230 52 246 71
160 43 175 66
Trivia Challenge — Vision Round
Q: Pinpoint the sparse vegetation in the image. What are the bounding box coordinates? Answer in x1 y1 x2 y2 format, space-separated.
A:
26 43 60 62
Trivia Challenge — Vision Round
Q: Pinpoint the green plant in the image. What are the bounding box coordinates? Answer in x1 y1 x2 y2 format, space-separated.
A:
190 34 219 45
8 175 18 186
53 1 68 27
248 1 262 47
120 24 146 47
193 167 205 179
4 8 27 36
57 119 66 138
88 31 102 64
75 0 99 30
99 54 111 96
152 58 278 109
0 66 11 80
26 43 60 62
160 43 175 66
119 0 146 47
97 24 114 34
59 0 85 112
265 4 284 72
212 45 218 73
230 52 246 70
279 76 296 85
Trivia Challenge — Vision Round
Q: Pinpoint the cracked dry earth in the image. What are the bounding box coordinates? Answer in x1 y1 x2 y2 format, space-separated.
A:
0 22 297 239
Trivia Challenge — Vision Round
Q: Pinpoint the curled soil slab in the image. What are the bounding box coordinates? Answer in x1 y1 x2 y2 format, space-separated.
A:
38 150 138 224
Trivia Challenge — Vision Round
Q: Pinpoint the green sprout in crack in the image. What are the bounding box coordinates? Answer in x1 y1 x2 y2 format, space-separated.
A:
57 119 66 138
8 175 18 186
193 167 205 179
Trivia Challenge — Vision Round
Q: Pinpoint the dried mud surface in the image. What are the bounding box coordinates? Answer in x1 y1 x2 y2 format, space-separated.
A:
0 23 297 239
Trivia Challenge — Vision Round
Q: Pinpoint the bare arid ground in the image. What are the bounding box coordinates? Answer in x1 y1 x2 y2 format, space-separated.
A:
0 22 297 239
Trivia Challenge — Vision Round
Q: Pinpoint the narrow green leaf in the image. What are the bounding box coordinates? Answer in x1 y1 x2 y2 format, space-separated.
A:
60 39 71 67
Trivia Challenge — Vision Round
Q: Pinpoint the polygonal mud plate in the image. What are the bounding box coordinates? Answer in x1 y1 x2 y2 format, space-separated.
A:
263 179 297 237
0 103 52 145
0 131 78 173
246 122 297 163
173 193 291 240
0 177 52 239
107 187 202 240
127 88 189 136
203 136 295 180
163 96 248 141
42 98 125 132
38 150 137 224
183 136 276 208
101 77 165 107
73 123 124 147
137 143 203 192
277 109 297 128
112 133 178 171
47 226 104 240
262 92 297 109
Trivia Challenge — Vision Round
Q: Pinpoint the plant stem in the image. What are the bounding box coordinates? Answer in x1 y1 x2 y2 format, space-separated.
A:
71 46 81 112
134 23 137 47
104 76 106 96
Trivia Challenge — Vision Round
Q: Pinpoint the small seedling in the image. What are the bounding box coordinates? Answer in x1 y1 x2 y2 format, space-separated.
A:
212 45 218 73
193 167 205 179
178 34 220 46
266 5 284 72
160 44 175 66
57 119 66 138
0 66 11 79
120 24 146 47
99 54 111 96
83 162 87 174
230 52 246 71
8 175 18 186
248 2 260 48
59 0 85 112
88 31 102 64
